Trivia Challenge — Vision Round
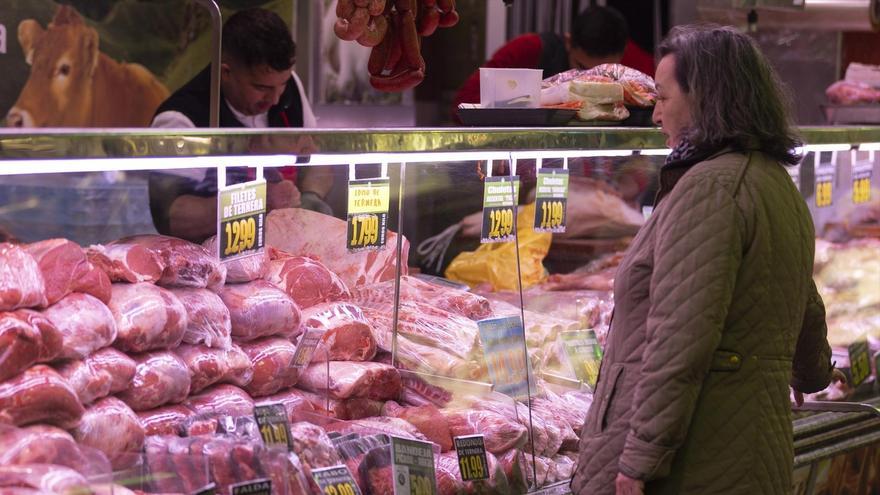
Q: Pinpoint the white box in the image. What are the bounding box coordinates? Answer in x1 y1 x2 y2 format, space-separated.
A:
479 68 543 109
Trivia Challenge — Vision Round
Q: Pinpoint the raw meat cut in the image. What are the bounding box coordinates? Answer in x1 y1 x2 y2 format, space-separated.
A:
43 293 118 360
266 208 410 288
55 347 137 405
116 351 191 411
826 80 880 105
184 384 255 419
382 401 453 452
109 282 187 353
254 389 316 423
108 235 227 290
203 235 269 283
538 389 590 437
72 397 144 469
297 361 401 401
0 464 90 494
350 275 492 320
553 454 576 479
523 454 552 487
170 288 232 349
301 302 377 361
443 409 528 454
144 436 188 493
219 280 301 341
239 337 300 397
86 243 164 283
266 250 351 308
395 369 453 407
71 261 112 304
436 451 506 494
274 388 382 420
0 311 61 382
327 417 429 441
174 344 253 394
137 405 195 436
24 238 90 306
531 397 579 453
497 449 528 493
0 425 90 473
0 365 84 429
0 243 47 311
435 451 466 494
289 422 342 474
367 312 473 378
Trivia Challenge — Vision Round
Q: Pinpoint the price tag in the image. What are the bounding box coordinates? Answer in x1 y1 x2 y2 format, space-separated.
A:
292 328 324 369
477 316 534 400
533 169 568 233
848 339 871 387
218 180 266 262
814 151 835 208
481 177 520 244
230 479 271 495
192 483 216 495
253 403 291 450
559 330 603 390
390 436 436 495
851 150 873 205
453 435 489 482
347 178 390 252
311 466 362 495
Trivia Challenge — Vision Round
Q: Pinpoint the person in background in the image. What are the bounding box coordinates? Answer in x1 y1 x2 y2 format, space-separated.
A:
571 24 843 495
149 8 332 243
452 6 653 121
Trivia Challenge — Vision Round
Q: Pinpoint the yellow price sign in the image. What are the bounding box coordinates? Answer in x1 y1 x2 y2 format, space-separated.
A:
454 435 489 482
853 176 871 204
218 180 266 262
848 339 871 387
347 178 390 252
486 207 515 240
815 179 833 208
224 217 258 256
253 403 292 450
534 169 568 233
312 466 362 495
481 177 520 244
349 213 381 249
538 200 565 230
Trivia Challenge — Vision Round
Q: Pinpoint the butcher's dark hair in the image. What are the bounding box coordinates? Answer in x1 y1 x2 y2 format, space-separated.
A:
222 8 296 71
570 6 628 57
659 24 802 165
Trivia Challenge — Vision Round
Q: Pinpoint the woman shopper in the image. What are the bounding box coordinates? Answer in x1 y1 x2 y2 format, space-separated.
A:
571 24 842 495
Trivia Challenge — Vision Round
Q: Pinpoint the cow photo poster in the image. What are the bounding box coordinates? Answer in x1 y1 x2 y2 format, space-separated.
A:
0 0 292 128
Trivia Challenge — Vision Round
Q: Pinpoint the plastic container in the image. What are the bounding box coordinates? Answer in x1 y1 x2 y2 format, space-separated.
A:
479 68 543 109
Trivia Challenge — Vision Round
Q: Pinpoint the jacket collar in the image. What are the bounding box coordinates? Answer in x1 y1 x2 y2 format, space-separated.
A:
653 147 738 206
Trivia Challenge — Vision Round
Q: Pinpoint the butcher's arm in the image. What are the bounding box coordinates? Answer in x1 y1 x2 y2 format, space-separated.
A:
167 195 217 242
619 175 743 481
791 280 833 393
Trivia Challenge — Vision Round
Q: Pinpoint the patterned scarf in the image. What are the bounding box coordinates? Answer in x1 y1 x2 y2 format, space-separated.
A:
665 136 700 165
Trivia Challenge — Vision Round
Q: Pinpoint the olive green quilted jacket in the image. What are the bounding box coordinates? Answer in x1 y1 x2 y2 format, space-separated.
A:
571 150 833 495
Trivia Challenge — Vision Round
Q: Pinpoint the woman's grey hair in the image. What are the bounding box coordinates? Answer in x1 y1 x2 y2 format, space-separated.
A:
660 24 802 165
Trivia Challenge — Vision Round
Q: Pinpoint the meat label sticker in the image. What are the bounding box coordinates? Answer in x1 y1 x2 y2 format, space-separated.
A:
311 465 362 495
292 328 325 369
814 151 835 208
218 179 266 262
453 435 490 482
477 315 534 400
559 330 603 390
848 338 871 387
391 436 437 495
533 169 568 233
481 176 520 244
347 178 390 252
230 479 271 495
851 150 873 205
253 403 292 450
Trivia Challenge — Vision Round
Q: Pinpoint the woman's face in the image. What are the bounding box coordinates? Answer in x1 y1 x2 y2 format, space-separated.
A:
652 55 693 148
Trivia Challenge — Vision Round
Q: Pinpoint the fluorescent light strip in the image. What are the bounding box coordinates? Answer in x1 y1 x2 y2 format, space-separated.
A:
803 144 852 152
640 149 673 156
858 142 880 151
0 154 298 176
510 150 632 159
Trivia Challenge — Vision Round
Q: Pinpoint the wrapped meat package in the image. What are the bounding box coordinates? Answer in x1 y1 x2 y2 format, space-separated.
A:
239 337 300 397
297 361 401 401
437 450 508 494
0 365 84 429
443 409 528 454
55 347 137 405
71 261 112 304
273 388 381 420
350 275 492 320
138 404 196 436
382 400 453 452
0 243 47 311
0 310 62 382
219 280 302 341
0 425 95 473
23 238 90 306
72 397 144 469
0 464 91 494
175 344 253 394
265 250 351 308
301 302 377 362
203 235 269 283
109 282 187 353
116 351 191 411
86 242 165 283
289 422 342 474
108 235 227 290
43 293 118 360
170 287 232 349
254 389 316 422
185 384 255 419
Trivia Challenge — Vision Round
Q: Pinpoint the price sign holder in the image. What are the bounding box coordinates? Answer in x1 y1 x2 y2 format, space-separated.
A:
848 338 871 387
453 435 489 482
477 316 534 400
230 479 271 495
292 328 325 369
480 166 520 243
192 483 216 495
533 162 569 233
347 164 390 252
559 330 603 390
814 151 835 208
390 436 437 495
253 403 292 450
311 465 362 495
217 179 266 262
851 150 874 205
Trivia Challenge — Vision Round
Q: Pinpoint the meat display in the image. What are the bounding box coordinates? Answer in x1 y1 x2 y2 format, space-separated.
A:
443 409 528 454
0 464 91 494
0 311 61 382
23 238 90 306
71 397 145 469
184 384 255 419
109 282 187 353
289 421 342 474
273 388 381 419
267 208 409 288
137 404 195 436
297 361 402 401
175 344 253 394
382 400 453 451
361 301 479 360
203 235 269 283
43 293 118 360
55 347 137 405
239 337 300 397
301 302 377 362
0 365 84 429
71 261 112 304
87 242 165 284
219 280 302 341
116 351 191 411
0 243 47 311
170 288 232 349
0 425 91 473
351 275 492 320
254 389 316 422
108 235 227 290
266 250 352 308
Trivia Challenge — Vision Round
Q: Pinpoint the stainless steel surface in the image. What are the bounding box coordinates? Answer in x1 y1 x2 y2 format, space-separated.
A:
795 400 880 417
193 0 222 127
698 0 878 31
794 429 880 466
